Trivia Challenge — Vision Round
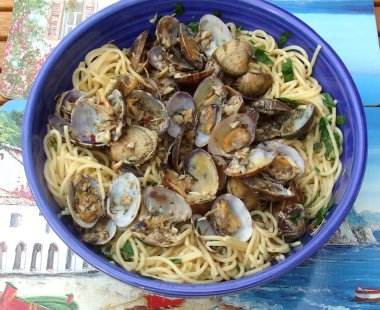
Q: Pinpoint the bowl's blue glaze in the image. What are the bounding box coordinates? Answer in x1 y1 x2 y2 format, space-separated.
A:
22 0 367 297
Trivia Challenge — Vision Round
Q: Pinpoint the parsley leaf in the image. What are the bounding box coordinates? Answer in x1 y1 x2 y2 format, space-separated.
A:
288 210 299 224
276 97 299 109
313 198 336 227
320 117 333 158
213 10 222 17
321 93 335 112
313 142 322 151
334 132 341 149
174 2 185 15
122 240 134 261
315 167 320 174
336 115 346 126
281 58 294 82
170 258 182 264
187 22 199 33
277 31 292 48
254 48 274 65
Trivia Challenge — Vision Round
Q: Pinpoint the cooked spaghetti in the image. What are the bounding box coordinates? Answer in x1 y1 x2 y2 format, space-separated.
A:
44 14 343 283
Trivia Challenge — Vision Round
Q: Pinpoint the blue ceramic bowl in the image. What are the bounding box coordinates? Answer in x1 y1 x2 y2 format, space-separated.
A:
22 0 367 297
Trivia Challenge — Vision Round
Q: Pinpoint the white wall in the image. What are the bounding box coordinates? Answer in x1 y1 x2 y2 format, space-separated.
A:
0 149 27 191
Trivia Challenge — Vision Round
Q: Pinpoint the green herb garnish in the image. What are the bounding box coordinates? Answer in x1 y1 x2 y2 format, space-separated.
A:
174 2 185 15
281 58 294 82
336 115 346 126
213 10 222 17
313 198 336 227
277 97 299 109
122 240 134 261
334 132 341 149
277 31 291 48
187 22 199 33
320 117 333 158
170 258 182 264
288 210 299 224
254 47 274 65
313 142 322 151
101 245 113 259
322 93 335 112
315 167 320 174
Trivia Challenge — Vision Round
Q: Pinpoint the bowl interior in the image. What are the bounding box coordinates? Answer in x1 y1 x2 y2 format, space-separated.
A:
23 0 366 297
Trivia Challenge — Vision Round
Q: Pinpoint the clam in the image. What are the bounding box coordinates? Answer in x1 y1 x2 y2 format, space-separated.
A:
198 14 233 57
221 94 244 116
166 92 196 138
171 122 196 172
127 90 169 135
48 114 71 136
192 214 218 237
156 78 179 101
67 174 104 228
242 177 295 201
251 98 292 115
132 186 192 247
209 194 253 242
227 178 261 211
257 141 305 182
193 76 227 109
106 173 141 227
184 149 219 208
234 72 273 99
195 104 222 147
147 45 168 71
277 203 307 242
156 16 179 50
225 148 277 177
179 23 203 69
71 89 125 146
129 29 149 71
213 39 252 76
208 113 257 158
173 68 215 86
280 104 315 139
80 217 117 245
109 125 158 165
55 89 86 120
212 155 227 193
110 75 139 99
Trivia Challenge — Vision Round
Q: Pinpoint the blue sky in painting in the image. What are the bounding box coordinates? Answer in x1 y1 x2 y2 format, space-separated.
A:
354 108 380 213
272 0 380 105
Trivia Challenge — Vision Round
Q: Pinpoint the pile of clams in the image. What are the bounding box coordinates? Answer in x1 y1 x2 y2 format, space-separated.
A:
51 14 315 248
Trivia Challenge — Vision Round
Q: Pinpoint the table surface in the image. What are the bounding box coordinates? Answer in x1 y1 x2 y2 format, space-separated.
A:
0 0 379 106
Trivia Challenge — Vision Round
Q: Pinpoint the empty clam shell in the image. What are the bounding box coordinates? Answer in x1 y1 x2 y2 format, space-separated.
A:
80 217 117 245
179 23 203 69
129 29 149 70
280 104 315 139
199 14 233 57
213 39 252 76
109 125 158 166
106 173 141 228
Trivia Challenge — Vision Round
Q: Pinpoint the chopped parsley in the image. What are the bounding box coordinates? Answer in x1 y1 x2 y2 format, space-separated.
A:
315 167 320 174
322 93 335 112
276 97 299 109
288 210 299 224
170 258 182 264
281 58 294 82
334 132 341 149
336 115 346 126
174 2 185 15
313 142 322 151
213 10 222 17
253 47 274 65
313 198 336 227
187 22 199 33
320 117 333 159
277 31 292 48
122 240 134 261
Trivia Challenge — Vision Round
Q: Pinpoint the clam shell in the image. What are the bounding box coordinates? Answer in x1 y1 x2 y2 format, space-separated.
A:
179 23 203 69
129 29 149 70
227 178 261 211
156 16 179 50
195 104 222 147
109 125 158 165
234 72 273 99
80 217 117 245
193 76 227 109
278 203 306 242
213 39 252 76
173 69 215 86
106 173 141 227
242 177 295 201
280 104 315 139
147 45 168 71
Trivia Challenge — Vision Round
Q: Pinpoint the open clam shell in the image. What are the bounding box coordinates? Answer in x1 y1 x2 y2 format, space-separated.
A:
166 91 196 138
171 122 196 172
129 29 149 71
147 45 168 71
242 177 295 201
199 14 233 57
55 89 85 120
193 76 227 109
195 104 222 147
80 217 117 245
251 98 292 115
227 178 261 211
280 104 315 139
156 15 179 50
67 174 104 229
209 194 253 242
208 113 257 158
257 141 305 182
278 203 307 242
179 23 203 69
106 173 141 228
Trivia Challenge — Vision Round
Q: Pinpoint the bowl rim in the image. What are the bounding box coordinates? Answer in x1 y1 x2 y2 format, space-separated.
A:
22 0 367 297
